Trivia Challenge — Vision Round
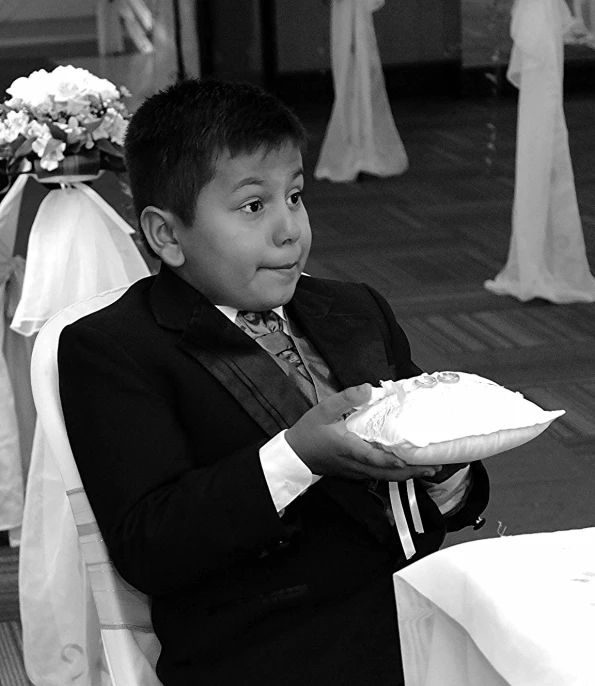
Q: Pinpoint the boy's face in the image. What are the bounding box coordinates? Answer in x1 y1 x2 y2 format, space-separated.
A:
175 142 311 311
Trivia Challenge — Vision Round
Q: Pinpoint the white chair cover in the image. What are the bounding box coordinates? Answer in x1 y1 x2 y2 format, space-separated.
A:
314 0 408 182
20 287 162 686
484 0 595 303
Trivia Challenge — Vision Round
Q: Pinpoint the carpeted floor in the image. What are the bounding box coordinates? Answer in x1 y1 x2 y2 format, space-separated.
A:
3 63 595 684
298 90 595 547
0 548 29 686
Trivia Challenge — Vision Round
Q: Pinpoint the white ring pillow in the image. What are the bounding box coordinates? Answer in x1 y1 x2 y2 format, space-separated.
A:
344 371 565 465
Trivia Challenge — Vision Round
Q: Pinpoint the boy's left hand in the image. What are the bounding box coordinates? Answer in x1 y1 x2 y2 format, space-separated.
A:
420 462 469 483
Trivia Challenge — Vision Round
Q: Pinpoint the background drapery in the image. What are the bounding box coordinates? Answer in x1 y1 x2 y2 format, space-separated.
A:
314 0 408 182
484 0 595 303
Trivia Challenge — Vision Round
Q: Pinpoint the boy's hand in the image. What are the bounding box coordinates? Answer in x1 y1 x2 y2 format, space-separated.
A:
285 383 440 482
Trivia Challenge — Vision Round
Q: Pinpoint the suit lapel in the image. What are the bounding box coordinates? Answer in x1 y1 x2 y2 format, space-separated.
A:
150 267 312 439
180 299 312 437
286 283 394 389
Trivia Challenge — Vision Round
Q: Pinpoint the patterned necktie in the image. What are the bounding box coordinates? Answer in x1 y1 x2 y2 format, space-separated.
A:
236 310 317 404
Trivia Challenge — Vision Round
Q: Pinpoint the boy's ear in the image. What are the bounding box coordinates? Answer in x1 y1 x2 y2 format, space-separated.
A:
140 206 186 267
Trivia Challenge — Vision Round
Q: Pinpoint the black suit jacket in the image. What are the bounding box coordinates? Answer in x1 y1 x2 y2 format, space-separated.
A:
58 266 489 686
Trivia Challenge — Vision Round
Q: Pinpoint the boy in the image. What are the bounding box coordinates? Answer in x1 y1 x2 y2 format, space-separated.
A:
58 80 489 686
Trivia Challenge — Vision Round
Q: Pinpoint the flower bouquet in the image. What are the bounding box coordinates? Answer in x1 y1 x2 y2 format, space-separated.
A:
0 65 131 187
0 65 149 338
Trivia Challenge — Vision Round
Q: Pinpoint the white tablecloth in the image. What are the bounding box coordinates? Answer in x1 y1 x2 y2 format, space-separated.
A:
394 527 595 686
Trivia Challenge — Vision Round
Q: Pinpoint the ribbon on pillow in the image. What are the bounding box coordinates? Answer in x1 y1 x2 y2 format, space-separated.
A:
389 480 424 560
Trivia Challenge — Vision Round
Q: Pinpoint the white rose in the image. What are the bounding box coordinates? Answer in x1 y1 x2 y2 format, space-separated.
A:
6 70 51 108
89 75 119 103
49 66 91 115
50 65 90 95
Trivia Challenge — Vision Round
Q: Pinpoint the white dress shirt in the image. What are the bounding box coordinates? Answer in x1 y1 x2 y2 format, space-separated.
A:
216 305 471 517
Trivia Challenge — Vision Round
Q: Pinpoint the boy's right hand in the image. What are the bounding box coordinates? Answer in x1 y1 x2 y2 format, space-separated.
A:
285 383 439 482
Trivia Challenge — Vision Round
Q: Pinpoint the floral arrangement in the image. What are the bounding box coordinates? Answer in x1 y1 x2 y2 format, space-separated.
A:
0 65 131 181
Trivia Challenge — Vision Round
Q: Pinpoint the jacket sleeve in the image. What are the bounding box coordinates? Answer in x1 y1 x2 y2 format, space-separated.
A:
444 462 490 532
58 321 290 596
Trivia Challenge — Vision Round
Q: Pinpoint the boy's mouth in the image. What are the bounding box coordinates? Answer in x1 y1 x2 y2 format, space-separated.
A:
263 260 300 271
261 262 301 279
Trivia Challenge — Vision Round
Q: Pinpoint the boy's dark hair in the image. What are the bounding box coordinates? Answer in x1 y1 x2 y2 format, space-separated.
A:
124 79 307 254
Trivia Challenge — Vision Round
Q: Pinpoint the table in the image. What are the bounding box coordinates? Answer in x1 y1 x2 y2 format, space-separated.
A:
394 527 595 686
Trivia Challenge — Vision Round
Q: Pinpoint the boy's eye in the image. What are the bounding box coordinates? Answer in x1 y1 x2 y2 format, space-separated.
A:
287 191 303 206
240 200 263 214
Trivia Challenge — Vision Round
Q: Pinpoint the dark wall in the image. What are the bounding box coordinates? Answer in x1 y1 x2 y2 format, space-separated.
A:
199 0 461 81
275 0 461 73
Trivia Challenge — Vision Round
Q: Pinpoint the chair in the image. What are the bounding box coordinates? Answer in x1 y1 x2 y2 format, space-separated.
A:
20 286 162 686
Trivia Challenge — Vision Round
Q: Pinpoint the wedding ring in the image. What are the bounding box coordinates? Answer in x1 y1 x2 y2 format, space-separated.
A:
414 374 438 388
437 371 460 384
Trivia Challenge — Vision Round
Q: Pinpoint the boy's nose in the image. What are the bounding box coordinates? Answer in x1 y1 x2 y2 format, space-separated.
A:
273 207 301 245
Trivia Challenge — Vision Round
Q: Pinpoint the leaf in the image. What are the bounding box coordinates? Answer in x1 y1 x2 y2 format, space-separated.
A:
67 129 88 145
47 122 68 142
68 140 84 154
95 138 124 158
13 138 34 158
44 137 66 154
9 134 26 153
7 157 24 175
81 118 104 134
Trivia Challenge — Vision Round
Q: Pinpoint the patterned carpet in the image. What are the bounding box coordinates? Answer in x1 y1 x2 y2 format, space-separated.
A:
3 76 595 683
299 90 595 547
0 549 29 686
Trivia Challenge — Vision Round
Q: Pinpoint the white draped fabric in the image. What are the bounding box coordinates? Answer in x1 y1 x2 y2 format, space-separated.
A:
314 0 408 182
0 175 33 539
0 247 26 533
11 181 150 336
484 0 595 303
0 176 150 541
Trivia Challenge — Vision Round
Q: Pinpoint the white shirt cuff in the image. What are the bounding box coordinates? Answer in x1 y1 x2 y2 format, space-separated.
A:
420 466 472 515
259 430 321 513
